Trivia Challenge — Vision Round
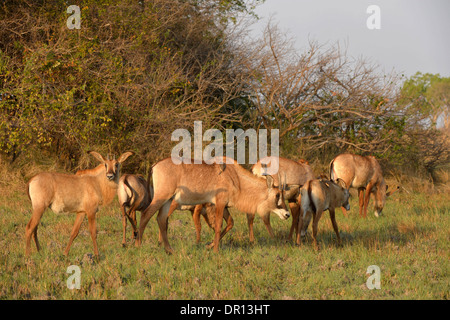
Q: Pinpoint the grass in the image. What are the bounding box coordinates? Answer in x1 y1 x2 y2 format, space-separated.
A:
0 187 448 300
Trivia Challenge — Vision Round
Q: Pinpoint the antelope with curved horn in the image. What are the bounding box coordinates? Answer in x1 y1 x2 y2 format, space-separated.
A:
252 156 314 241
330 153 399 218
25 151 134 257
136 157 290 253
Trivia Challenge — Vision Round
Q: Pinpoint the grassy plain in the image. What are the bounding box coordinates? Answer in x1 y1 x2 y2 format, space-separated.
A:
0 184 448 300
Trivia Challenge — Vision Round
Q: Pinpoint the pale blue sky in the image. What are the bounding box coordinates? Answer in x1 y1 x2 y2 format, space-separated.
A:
252 0 450 78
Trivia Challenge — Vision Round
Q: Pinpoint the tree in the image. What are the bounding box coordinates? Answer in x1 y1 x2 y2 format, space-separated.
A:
0 0 258 169
397 72 450 181
235 22 403 162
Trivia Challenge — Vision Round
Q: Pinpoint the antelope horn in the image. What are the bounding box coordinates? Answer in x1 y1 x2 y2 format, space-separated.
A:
284 173 287 190
277 173 281 189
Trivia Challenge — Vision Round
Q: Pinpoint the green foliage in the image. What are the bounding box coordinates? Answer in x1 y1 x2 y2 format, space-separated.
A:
399 72 450 127
0 0 257 169
0 0 447 179
394 72 450 176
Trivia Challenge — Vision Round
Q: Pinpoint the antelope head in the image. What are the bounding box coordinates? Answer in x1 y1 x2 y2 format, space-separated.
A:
266 174 290 220
374 181 400 217
336 178 351 211
88 151 134 181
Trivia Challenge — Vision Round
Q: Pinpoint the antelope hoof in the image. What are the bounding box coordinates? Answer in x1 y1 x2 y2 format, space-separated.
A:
164 246 174 255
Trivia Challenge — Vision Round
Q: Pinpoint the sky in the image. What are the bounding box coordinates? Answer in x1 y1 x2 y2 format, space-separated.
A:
251 0 450 78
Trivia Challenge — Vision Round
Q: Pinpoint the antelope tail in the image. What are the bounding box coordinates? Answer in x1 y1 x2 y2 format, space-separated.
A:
146 166 154 201
122 176 137 218
301 180 316 219
26 180 31 201
329 159 336 181
123 175 135 203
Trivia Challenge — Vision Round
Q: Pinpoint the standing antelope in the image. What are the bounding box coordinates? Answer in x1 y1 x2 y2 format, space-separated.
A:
117 172 231 245
117 174 151 246
25 151 133 257
330 153 399 218
135 157 290 253
297 178 350 249
252 156 314 241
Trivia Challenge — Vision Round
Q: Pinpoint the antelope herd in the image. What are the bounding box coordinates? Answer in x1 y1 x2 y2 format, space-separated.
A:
25 152 399 257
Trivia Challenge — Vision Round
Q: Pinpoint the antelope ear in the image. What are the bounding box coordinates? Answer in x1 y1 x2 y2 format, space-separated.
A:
117 151 134 163
285 184 300 191
260 162 267 175
88 151 106 163
386 185 400 197
266 175 274 189
336 178 347 189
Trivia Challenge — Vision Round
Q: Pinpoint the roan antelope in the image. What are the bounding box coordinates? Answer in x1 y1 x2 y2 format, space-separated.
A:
117 172 231 245
135 157 290 253
252 156 314 241
297 178 350 249
25 151 134 257
117 174 151 246
330 153 399 218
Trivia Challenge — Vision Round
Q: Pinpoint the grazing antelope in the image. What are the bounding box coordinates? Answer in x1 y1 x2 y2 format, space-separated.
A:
25 151 133 257
297 178 350 249
135 157 290 253
252 156 314 241
330 153 399 218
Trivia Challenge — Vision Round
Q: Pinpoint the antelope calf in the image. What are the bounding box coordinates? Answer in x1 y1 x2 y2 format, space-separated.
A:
25 151 133 257
252 156 314 241
330 153 399 217
297 178 350 249
136 157 289 253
